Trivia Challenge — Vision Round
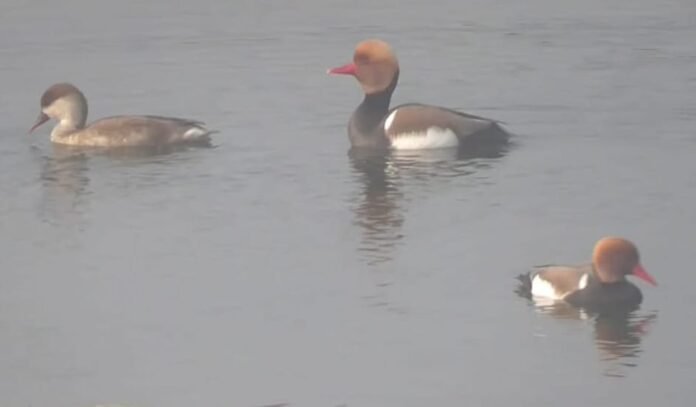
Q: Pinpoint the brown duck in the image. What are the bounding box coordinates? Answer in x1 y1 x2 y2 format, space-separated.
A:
29 83 215 147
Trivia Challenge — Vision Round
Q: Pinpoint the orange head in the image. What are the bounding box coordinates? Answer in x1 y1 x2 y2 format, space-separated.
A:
328 39 400 95
592 237 656 286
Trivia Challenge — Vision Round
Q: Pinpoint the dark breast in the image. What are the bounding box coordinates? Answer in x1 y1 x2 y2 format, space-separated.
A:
348 106 390 149
565 279 643 310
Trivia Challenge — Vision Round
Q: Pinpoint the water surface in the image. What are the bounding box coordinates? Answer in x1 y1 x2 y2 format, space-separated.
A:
1 0 696 406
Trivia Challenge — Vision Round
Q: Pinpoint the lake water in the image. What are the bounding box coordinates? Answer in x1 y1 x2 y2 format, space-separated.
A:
1 0 696 406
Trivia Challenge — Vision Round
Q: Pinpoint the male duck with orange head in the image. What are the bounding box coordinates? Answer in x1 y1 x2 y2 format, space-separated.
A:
329 39 510 151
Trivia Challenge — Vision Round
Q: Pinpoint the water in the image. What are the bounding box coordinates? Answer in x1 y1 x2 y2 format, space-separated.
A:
1 0 696 406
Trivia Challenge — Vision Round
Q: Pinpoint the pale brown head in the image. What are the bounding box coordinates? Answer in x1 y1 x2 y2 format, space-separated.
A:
30 83 88 133
592 237 657 285
328 39 400 95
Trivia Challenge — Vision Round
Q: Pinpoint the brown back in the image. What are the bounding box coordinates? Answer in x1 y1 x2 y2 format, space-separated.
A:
385 104 495 140
535 264 592 297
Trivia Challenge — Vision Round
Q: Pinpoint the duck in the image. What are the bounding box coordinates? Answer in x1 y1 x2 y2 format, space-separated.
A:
328 39 510 150
29 83 215 147
517 237 657 309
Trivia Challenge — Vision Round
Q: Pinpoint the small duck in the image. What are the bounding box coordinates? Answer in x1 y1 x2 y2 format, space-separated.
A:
29 83 215 147
328 39 510 150
518 237 657 308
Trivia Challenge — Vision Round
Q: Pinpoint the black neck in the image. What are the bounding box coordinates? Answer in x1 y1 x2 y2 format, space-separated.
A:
353 71 399 134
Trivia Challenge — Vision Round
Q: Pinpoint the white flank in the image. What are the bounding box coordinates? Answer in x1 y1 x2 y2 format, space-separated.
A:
184 127 206 139
578 273 589 290
384 109 398 131
390 127 459 150
530 274 563 300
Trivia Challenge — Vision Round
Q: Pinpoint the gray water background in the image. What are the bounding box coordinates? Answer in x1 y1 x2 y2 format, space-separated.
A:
1 0 696 406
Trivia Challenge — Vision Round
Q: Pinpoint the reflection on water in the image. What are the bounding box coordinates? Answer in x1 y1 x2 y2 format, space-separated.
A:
349 144 508 266
46 142 213 161
594 310 658 378
34 146 91 226
527 299 658 378
348 149 405 266
32 143 208 226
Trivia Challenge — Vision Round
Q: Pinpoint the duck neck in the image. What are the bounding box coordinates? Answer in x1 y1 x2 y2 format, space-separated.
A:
353 71 399 134
50 117 84 141
591 265 626 285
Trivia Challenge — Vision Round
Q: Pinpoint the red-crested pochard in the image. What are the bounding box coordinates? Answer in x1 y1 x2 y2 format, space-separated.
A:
328 39 510 150
29 83 215 147
518 237 657 308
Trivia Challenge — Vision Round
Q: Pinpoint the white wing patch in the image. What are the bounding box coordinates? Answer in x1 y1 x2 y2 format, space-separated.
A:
184 126 207 140
530 274 563 300
384 109 398 132
578 273 589 290
389 127 459 150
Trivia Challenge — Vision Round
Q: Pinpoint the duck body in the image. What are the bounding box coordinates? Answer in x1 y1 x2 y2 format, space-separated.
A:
520 264 644 309
348 100 508 151
52 115 213 147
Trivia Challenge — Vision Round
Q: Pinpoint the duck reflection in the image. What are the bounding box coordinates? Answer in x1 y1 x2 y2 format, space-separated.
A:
524 297 657 377
593 309 657 377
349 148 405 266
34 143 204 224
47 142 210 159
35 145 91 224
349 143 508 266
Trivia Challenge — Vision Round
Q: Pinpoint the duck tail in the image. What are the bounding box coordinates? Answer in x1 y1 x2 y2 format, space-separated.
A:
514 271 533 299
